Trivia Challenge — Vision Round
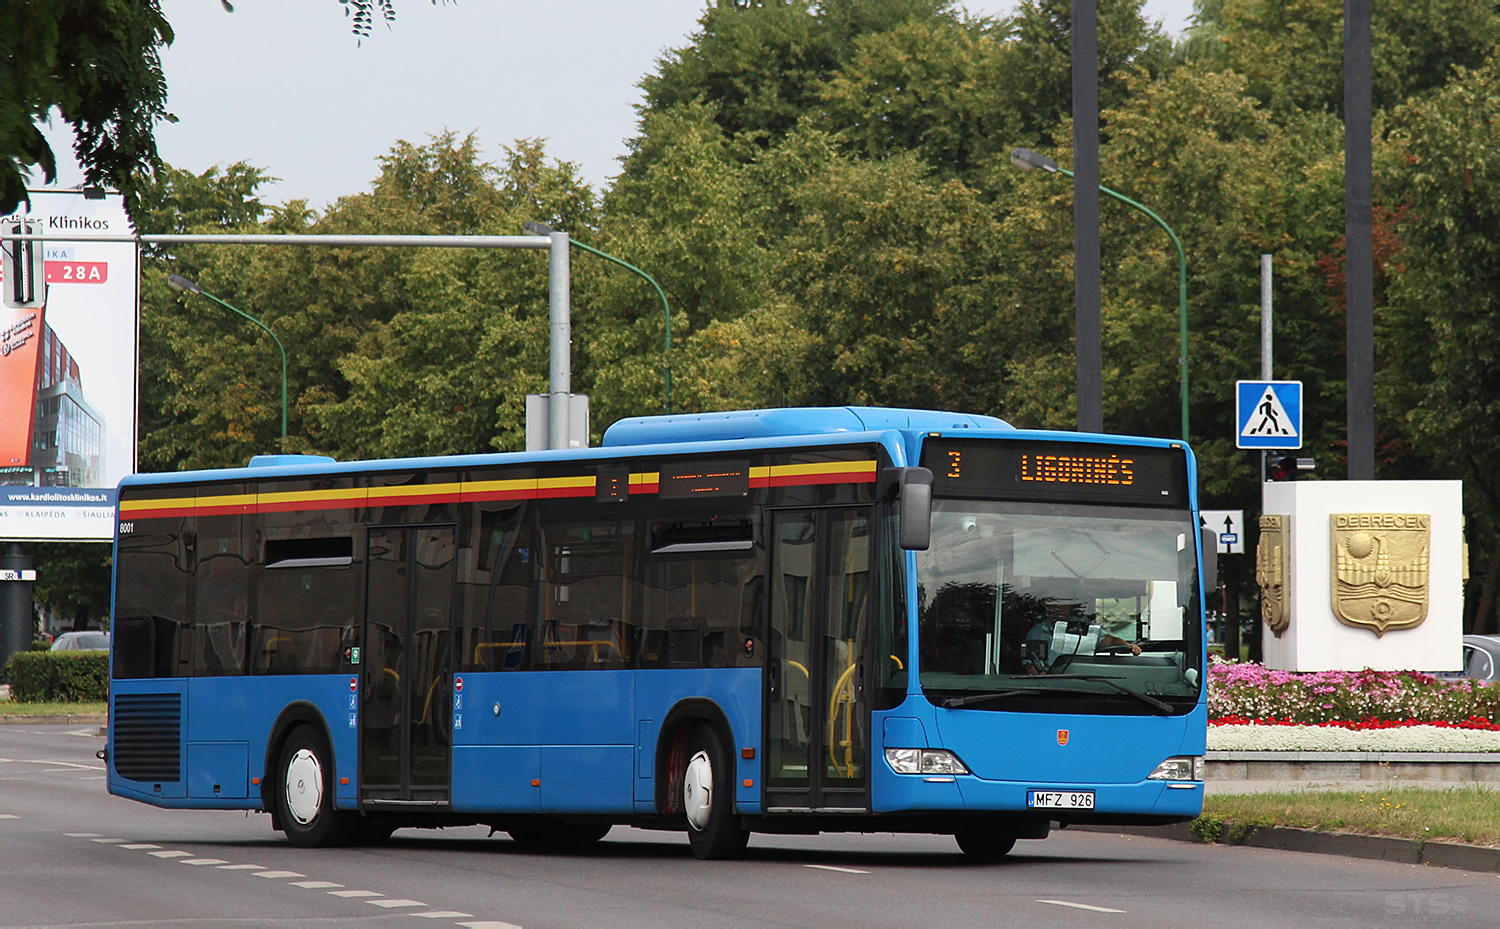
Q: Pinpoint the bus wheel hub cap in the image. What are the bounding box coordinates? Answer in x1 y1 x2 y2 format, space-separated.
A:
286 748 323 825
684 750 713 831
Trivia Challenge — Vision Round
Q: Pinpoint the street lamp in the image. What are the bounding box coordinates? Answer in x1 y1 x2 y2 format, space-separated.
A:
524 221 674 413
1011 148 1190 442
166 274 288 447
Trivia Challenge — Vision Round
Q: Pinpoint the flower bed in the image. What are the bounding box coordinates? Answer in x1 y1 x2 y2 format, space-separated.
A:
1207 660 1500 752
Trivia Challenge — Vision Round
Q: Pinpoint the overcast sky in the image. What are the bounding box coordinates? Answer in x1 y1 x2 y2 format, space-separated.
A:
41 0 1196 210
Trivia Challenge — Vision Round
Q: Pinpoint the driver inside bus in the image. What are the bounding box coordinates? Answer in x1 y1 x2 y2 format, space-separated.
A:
1020 594 1140 674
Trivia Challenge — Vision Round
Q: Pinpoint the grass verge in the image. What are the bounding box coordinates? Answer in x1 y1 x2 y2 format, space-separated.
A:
0 699 107 718
1200 786 1500 846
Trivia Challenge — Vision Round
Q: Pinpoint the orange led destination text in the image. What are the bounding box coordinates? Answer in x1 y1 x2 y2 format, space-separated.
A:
1019 453 1134 486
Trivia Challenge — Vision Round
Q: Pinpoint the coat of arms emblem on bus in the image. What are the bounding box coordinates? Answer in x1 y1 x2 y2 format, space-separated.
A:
1330 513 1431 637
1256 515 1289 637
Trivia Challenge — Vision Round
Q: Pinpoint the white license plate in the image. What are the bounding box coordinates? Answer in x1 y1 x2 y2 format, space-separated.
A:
1028 790 1095 809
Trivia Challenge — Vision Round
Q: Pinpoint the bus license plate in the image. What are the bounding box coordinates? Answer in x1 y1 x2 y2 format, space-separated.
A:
1028 790 1095 809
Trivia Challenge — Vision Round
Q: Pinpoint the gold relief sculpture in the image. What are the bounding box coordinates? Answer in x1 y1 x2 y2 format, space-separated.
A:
1256 515 1289 637
1330 513 1430 637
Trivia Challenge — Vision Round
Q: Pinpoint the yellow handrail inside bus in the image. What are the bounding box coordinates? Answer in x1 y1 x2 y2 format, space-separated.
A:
827 661 858 778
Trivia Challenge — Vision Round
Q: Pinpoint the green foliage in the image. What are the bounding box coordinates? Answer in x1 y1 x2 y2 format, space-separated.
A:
1189 0 1500 115
0 0 174 214
30 543 113 629
4 651 109 703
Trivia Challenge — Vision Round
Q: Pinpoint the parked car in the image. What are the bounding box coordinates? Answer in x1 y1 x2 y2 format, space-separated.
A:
1462 634 1500 682
50 631 110 652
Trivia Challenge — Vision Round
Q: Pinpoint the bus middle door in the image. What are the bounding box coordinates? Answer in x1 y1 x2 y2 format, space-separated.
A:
360 525 456 808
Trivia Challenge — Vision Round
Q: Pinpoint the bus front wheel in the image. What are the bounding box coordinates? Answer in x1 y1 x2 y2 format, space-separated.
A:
276 725 353 847
683 725 749 860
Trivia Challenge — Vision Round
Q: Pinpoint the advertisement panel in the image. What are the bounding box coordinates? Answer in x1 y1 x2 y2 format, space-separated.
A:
0 190 138 540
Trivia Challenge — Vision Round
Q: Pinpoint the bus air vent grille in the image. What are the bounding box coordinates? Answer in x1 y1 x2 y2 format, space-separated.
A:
113 693 182 783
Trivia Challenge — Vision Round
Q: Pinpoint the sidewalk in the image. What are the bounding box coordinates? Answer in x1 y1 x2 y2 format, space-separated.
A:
1081 821 1500 874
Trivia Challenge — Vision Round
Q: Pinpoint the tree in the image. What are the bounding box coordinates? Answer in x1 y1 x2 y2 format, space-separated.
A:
1381 62 1500 631
1 0 174 214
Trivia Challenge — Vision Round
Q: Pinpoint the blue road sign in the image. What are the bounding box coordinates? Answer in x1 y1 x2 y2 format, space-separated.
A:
1236 380 1302 449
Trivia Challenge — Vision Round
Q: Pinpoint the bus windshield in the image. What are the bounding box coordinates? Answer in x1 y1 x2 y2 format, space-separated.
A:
915 499 1202 714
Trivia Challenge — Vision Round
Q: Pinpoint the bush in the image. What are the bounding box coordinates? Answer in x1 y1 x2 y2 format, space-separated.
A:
4 650 109 702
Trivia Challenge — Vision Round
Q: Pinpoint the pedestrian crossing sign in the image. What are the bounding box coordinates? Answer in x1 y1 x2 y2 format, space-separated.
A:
1236 380 1302 449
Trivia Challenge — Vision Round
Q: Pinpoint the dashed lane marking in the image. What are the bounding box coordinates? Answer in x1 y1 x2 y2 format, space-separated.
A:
181 858 229 866
457 922 523 929
0 814 17 819
291 881 344 889
119 844 160 850
91 838 126 844
803 864 870 874
217 863 266 870
64 832 100 837
1039 900 1127 914
415 912 474 919
150 850 194 858
253 870 305 879
368 899 426 908
329 890 383 898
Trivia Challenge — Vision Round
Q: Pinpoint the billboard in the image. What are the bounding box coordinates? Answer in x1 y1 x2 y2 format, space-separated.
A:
0 190 138 541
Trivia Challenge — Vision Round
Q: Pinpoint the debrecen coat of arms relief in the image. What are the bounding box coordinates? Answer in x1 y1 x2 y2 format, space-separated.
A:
1256 515 1289 637
1330 513 1431 637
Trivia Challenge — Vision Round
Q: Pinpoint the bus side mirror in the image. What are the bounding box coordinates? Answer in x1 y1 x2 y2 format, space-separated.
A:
1200 526 1217 591
881 467 933 551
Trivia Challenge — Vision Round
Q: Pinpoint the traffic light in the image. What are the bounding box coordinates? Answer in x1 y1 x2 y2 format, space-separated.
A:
1266 454 1315 481
2 221 46 309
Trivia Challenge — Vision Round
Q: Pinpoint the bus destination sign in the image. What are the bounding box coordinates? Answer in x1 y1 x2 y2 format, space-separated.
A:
924 438 1186 506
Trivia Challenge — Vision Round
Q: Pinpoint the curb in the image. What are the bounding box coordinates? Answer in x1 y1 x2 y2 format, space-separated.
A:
1076 823 1500 874
0 714 107 726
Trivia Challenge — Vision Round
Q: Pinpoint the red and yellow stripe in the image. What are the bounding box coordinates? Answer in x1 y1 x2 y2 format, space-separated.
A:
120 459 877 521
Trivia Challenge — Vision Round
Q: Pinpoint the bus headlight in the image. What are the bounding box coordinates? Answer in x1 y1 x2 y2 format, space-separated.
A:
1147 755 1204 781
885 748 970 775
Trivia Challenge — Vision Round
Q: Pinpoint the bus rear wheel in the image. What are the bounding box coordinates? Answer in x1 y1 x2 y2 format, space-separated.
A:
276 725 354 847
683 725 749 860
954 828 1017 861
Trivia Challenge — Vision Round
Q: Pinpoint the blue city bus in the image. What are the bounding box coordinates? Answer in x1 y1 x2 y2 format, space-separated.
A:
106 407 1210 859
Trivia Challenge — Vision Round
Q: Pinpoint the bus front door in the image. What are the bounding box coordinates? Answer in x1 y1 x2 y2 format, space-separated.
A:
766 508 872 812
360 525 456 807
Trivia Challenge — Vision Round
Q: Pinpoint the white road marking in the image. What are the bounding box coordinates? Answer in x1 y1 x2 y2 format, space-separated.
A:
329 890 383 898
119 844 160 850
253 870 305 879
0 814 17 819
803 864 870 874
16 759 104 771
181 858 228 866
65 832 102 837
415 913 474 919
217 863 265 870
292 881 344 889
1039 900 1127 914
368 899 425 908
91 838 126 844
149 850 194 858
457 922 523 929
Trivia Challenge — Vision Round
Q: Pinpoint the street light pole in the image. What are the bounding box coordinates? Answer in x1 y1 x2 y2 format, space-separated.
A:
524 221 673 413
1010 148 1190 442
167 274 288 448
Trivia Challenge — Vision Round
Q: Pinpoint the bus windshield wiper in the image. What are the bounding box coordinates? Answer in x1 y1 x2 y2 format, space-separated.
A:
943 675 1174 714
942 688 1044 708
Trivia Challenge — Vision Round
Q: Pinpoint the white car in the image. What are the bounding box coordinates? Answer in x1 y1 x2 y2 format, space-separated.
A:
50 632 110 652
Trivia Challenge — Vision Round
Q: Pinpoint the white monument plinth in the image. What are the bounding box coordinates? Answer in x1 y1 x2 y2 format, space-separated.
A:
1259 480 1463 672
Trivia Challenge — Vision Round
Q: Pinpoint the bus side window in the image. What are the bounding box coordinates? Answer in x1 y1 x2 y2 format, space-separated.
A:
460 504 534 673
